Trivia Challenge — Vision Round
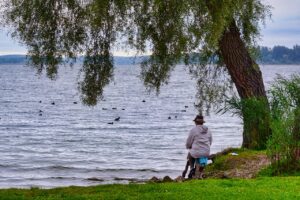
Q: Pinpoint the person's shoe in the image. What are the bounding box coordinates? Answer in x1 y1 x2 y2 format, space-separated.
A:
199 172 204 179
188 168 195 179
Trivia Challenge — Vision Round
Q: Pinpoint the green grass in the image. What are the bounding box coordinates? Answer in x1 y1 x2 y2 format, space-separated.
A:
258 165 300 177
1 177 300 200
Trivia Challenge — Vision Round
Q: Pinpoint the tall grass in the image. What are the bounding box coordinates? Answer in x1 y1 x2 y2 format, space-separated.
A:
267 74 300 174
218 96 270 149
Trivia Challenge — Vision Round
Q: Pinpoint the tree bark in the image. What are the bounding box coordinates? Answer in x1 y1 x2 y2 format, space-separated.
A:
219 21 271 149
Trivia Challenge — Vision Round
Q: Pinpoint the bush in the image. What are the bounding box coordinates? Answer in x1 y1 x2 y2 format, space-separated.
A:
267 74 300 174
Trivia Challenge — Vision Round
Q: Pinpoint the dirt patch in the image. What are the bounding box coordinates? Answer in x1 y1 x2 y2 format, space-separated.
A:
205 149 270 179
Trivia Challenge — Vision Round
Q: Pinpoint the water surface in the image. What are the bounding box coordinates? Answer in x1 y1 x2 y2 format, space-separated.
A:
0 64 299 188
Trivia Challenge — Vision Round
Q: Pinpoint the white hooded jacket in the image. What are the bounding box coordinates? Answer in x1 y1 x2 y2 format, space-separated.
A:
186 125 212 158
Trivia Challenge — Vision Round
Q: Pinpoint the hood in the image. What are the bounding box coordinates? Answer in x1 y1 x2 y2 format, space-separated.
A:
198 125 208 134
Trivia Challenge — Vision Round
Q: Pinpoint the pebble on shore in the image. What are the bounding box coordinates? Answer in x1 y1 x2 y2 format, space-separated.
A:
149 176 160 183
162 176 173 182
149 176 175 183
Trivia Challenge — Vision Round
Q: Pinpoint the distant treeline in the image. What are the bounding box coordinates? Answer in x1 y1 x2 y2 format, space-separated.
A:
0 45 299 65
258 45 300 64
0 55 145 65
0 55 27 64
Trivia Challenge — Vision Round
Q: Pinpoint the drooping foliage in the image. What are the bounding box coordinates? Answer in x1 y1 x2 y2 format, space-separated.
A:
5 0 87 78
2 0 270 110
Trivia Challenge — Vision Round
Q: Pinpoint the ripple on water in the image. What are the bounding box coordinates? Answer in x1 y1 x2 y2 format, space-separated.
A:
1 64 300 188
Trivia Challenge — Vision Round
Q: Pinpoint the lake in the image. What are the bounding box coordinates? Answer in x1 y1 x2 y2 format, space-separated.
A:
0 64 300 188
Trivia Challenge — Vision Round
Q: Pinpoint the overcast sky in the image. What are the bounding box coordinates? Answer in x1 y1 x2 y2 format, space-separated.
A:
0 0 299 55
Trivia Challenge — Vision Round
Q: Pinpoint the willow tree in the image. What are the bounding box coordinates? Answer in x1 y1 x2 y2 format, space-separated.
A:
3 0 272 149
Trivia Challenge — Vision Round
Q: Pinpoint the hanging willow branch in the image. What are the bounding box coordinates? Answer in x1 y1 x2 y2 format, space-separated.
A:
3 0 271 109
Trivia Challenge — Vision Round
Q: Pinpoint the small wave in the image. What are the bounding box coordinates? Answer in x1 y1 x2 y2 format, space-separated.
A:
64 139 85 142
0 164 20 168
47 165 75 170
23 176 79 181
50 176 64 180
95 168 159 173
6 165 166 175
17 165 77 172
113 177 147 183
75 127 97 131
213 125 242 129
86 177 104 182
137 169 159 172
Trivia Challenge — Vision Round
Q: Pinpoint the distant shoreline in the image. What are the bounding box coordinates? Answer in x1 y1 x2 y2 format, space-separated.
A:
0 55 300 65
0 55 144 65
1 45 300 65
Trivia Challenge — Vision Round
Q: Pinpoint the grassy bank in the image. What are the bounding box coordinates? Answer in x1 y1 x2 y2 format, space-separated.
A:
1 177 300 200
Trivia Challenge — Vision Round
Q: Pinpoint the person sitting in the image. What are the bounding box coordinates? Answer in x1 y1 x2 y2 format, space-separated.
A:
182 115 212 178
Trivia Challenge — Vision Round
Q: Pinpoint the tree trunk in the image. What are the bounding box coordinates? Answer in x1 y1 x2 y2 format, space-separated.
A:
219 21 271 149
